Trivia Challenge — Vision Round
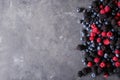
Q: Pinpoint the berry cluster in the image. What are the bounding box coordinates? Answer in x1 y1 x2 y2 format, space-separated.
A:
77 0 120 78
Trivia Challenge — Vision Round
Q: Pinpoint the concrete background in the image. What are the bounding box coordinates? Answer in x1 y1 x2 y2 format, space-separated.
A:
0 0 119 80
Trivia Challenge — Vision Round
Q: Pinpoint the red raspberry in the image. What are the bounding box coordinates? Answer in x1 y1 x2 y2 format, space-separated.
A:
104 73 109 78
91 24 97 29
112 56 119 61
92 28 99 33
87 62 93 67
100 62 106 68
107 32 113 37
104 6 110 13
89 36 94 41
100 9 106 14
96 31 100 34
117 21 120 26
117 12 120 17
90 32 96 37
115 49 120 54
98 50 104 56
103 39 110 45
94 57 100 63
100 5 104 9
115 62 120 67
101 32 107 37
97 38 101 43
118 1 120 7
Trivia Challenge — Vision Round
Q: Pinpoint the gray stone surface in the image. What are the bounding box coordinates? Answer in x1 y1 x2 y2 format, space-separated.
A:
0 0 119 80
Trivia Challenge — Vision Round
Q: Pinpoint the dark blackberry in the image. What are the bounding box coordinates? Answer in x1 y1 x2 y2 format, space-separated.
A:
77 7 85 13
76 44 87 50
78 71 84 77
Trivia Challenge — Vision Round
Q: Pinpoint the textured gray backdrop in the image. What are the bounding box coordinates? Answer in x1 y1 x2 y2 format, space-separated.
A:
0 0 119 80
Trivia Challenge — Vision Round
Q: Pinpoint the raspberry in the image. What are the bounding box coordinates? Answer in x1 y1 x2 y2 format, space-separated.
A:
98 50 104 56
103 39 110 45
107 32 113 37
100 9 106 14
87 62 93 67
101 32 107 37
100 62 106 68
104 6 110 13
97 38 101 43
94 57 100 63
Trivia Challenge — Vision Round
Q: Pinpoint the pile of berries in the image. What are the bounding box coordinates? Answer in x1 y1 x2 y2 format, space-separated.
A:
77 0 120 78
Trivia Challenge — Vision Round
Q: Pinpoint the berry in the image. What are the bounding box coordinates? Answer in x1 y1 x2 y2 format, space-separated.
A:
118 2 120 7
94 57 100 63
91 24 97 29
87 62 93 67
89 36 94 41
100 5 104 9
100 62 106 68
104 73 109 78
107 32 113 37
103 39 110 45
91 73 96 78
114 49 120 54
90 32 96 37
101 32 107 37
97 38 101 43
104 6 110 13
98 50 104 56
115 62 120 67
117 12 120 17
92 28 99 33
117 21 120 26
112 56 119 61
100 9 106 14
77 7 85 13
78 71 83 77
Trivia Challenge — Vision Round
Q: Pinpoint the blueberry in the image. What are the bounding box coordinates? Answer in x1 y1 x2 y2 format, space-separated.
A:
91 73 96 78
105 21 109 25
97 46 101 50
104 53 108 58
95 21 99 24
115 54 119 57
93 12 97 16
